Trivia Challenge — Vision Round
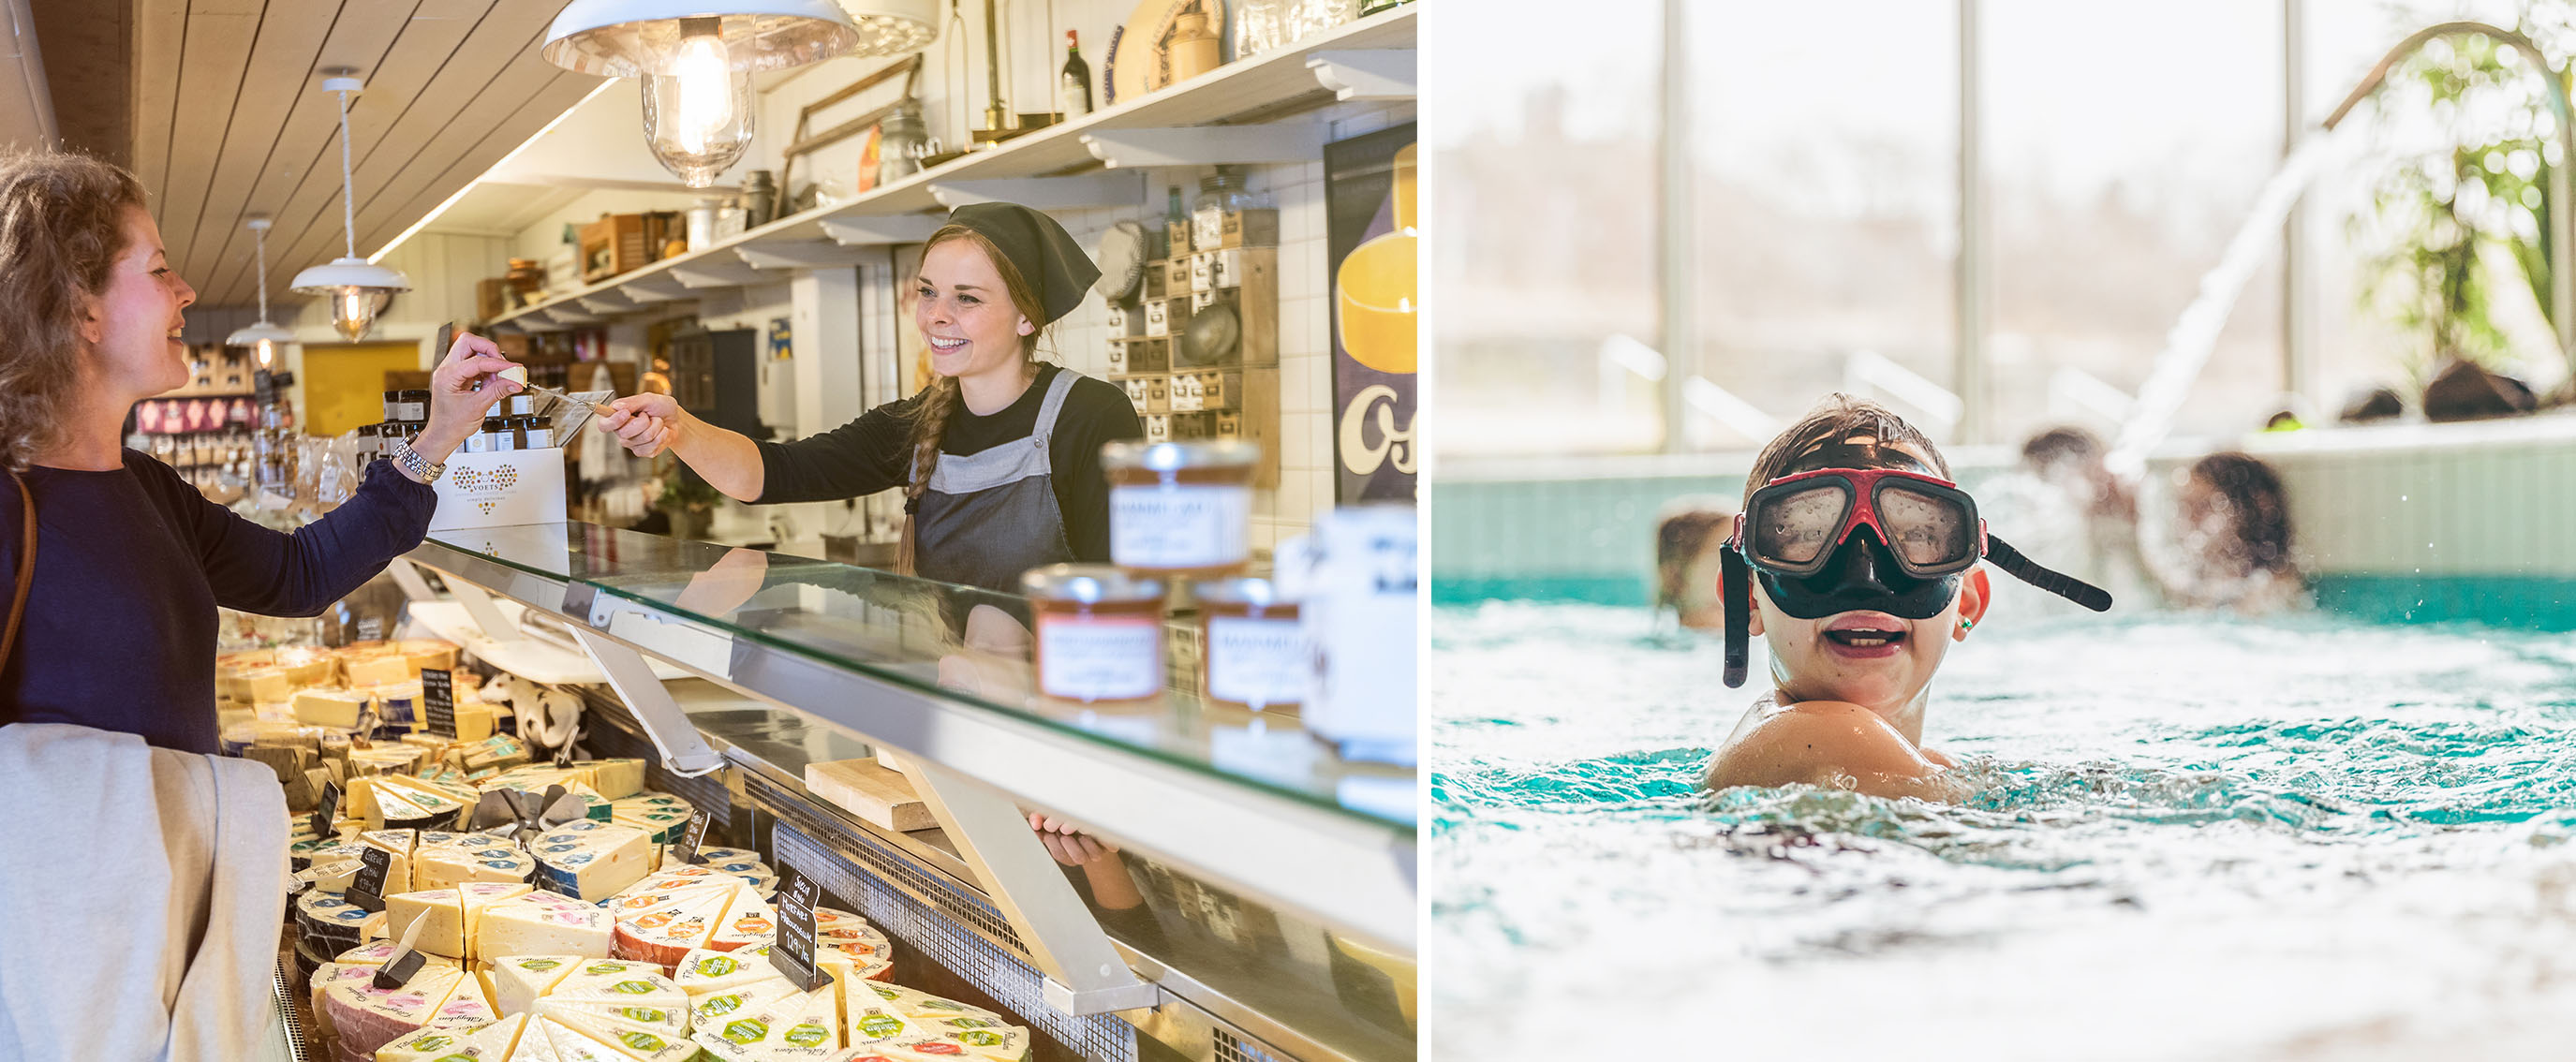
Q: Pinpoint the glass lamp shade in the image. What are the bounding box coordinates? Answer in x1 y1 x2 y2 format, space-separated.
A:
643 59 756 186
541 0 868 77
290 258 409 341
225 319 295 366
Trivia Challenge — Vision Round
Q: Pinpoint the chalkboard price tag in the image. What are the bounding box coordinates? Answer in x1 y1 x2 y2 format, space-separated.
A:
311 780 341 841
422 668 457 739
668 810 712 868
348 847 392 914
769 873 832 994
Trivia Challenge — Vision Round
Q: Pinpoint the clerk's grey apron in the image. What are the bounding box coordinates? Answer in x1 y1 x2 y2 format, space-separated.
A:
911 369 1080 592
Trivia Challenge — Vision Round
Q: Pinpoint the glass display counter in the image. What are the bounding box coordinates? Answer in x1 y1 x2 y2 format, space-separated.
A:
403 522 1414 1062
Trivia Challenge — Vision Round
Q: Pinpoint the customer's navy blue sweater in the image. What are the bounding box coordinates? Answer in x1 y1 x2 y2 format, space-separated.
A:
1 451 435 753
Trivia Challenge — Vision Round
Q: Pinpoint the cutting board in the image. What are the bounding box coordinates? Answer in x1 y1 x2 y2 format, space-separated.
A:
805 759 936 832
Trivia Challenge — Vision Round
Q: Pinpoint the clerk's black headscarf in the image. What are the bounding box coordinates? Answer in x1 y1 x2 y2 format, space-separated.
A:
943 202 1100 324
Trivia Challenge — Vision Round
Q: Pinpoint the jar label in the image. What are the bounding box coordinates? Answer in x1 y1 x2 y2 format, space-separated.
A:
1111 483 1251 568
1207 615 1305 706
1038 615 1163 701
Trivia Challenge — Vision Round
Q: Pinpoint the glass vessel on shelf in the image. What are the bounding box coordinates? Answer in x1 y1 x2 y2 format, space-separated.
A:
1192 168 1261 253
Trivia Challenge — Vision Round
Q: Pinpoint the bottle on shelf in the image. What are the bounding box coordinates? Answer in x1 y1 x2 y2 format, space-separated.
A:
1061 30 1094 116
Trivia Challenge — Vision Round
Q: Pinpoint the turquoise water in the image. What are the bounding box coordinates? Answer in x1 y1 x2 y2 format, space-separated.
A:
1430 601 2576 1060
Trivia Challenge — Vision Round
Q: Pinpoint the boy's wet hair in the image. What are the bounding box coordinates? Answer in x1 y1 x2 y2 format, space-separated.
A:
1742 394 1951 509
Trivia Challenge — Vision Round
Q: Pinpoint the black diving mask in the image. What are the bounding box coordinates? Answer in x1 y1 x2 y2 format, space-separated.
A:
1719 452 2111 687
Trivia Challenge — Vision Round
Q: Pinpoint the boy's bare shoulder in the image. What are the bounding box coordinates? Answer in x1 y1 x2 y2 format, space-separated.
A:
1702 701 1949 799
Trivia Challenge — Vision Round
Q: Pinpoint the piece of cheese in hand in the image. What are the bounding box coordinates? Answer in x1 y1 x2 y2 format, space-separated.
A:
479 892 614 960
502 364 528 387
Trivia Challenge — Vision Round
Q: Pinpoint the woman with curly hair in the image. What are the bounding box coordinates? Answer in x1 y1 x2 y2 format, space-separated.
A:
0 151 521 1060
2154 450 2305 613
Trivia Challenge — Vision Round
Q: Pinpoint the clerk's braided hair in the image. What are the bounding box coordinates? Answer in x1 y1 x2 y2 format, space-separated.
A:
903 225 1047 510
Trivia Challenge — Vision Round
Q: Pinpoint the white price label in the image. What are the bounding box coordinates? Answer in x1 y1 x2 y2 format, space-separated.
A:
1038 616 1163 701
1207 615 1305 707
1111 484 1251 569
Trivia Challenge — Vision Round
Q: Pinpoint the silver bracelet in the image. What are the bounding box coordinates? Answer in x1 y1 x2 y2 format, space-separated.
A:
388 438 446 484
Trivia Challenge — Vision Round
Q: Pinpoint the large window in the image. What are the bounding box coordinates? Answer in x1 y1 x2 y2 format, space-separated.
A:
1430 0 1665 457
1690 0 1959 448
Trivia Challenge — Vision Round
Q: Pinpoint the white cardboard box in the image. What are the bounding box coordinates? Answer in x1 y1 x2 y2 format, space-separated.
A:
429 448 568 531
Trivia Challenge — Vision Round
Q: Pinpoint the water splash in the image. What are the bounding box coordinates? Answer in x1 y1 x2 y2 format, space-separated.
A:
2108 130 2342 479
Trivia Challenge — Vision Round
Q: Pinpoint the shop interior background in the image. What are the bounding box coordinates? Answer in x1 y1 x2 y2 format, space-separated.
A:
117 0 1414 554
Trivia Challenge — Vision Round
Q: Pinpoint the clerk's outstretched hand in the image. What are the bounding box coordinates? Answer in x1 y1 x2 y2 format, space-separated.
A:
600 393 683 457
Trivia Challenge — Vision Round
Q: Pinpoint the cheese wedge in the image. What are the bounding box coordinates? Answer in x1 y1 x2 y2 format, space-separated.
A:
318 964 464 1055
293 688 369 730
705 892 777 951
386 889 467 957
479 892 614 960
510 1018 567 1062
358 830 417 893
347 652 416 687
430 971 501 1029
586 760 647 801
687 977 800 1033
416 842 535 892
544 960 688 1016
379 1012 526 1062
456 880 537 952
870 1029 1032 1062
531 821 654 902
295 892 375 940
242 667 297 704
840 982 1029 1062
402 639 460 674
534 997 691 1036
611 885 740 970
690 984 840 1060
487 955 581 1016
540 1012 703 1062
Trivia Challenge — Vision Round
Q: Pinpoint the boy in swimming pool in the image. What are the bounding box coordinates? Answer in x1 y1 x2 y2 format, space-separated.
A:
1702 397 2111 798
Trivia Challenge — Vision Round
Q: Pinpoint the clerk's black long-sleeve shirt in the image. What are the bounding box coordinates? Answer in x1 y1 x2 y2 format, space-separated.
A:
751 364 1143 563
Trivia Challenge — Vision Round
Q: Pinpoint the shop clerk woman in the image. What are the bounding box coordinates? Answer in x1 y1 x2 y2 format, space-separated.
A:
599 203 1143 592
0 153 521 1062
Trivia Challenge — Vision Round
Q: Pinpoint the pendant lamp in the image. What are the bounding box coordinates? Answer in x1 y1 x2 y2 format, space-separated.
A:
224 217 295 366
290 72 410 340
542 1 938 188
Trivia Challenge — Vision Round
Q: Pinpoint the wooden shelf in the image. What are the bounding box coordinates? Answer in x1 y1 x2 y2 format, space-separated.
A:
492 7 1414 331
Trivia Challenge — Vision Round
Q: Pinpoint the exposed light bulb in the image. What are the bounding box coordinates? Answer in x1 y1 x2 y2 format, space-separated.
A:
255 339 275 367
333 288 377 340
640 18 754 187
670 30 731 153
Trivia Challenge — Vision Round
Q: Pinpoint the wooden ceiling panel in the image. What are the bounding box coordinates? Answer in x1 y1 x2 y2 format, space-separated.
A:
111 0 594 308
154 0 267 281
256 2 579 298
194 2 493 302
175 0 424 288
130 0 185 196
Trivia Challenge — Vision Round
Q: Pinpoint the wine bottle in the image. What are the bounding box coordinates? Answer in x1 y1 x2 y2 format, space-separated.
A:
1061 30 1094 116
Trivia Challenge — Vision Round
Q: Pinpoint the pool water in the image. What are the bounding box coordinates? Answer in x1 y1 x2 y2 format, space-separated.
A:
1429 600 2576 1060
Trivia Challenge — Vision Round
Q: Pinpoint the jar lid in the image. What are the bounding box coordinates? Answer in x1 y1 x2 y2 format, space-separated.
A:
482 417 507 430
1100 438 1260 472
1194 577 1294 608
382 389 403 400
1022 564 1165 603
400 390 431 401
